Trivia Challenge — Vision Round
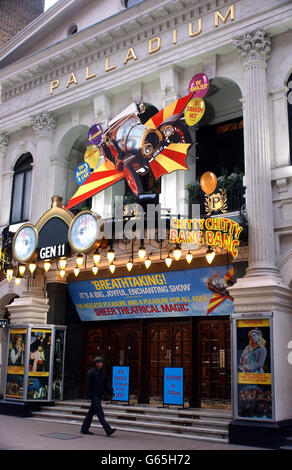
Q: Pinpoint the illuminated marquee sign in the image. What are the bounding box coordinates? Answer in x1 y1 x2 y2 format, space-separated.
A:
169 217 243 258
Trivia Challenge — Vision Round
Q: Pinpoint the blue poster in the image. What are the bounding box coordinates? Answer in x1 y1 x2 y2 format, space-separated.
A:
164 367 184 406
67 266 235 322
112 366 129 402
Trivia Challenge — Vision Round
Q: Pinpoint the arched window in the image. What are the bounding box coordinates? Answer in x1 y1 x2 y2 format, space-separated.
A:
287 73 292 164
10 153 33 224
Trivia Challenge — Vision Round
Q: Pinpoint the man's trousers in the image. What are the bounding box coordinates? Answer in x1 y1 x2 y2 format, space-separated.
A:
81 396 111 434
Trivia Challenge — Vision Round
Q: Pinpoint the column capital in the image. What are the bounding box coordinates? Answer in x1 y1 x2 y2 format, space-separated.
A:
0 131 9 154
31 111 57 138
233 30 271 67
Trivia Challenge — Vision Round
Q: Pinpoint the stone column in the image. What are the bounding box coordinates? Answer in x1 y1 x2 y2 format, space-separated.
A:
233 30 279 279
31 111 57 224
0 133 9 228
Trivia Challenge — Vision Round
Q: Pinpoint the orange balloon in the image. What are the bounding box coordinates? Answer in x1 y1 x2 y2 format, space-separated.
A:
200 172 217 195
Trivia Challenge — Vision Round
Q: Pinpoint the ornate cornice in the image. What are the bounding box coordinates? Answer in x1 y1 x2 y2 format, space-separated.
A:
233 30 271 67
31 111 57 137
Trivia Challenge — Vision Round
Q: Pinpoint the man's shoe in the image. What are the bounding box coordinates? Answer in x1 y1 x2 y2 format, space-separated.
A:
106 428 116 436
80 430 94 435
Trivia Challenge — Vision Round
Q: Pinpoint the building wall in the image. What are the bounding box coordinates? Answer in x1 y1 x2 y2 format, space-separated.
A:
0 0 292 417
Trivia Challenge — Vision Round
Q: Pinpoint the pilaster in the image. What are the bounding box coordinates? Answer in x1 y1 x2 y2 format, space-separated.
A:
30 111 57 224
0 132 9 227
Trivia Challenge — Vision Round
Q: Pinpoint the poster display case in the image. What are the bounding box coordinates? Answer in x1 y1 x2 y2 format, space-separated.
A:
5 324 66 402
231 313 275 421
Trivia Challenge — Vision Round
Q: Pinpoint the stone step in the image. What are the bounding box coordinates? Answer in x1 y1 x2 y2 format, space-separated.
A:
55 400 232 420
31 410 228 438
29 416 228 444
40 406 229 428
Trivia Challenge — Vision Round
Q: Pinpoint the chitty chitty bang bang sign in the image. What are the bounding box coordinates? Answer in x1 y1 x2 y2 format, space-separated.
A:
169 217 243 258
68 266 235 322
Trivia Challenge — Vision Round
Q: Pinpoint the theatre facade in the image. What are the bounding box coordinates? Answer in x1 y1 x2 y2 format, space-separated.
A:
0 0 292 447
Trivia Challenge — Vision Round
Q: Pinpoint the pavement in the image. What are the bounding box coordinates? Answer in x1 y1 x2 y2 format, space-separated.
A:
0 414 268 452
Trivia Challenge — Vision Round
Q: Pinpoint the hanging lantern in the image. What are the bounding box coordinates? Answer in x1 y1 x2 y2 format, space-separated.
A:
145 256 151 269
173 245 182 261
59 257 67 270
206 246 215 264
6 266 14 282
29 262 37 274
93 250 101 266
126 259 133 272
92 265 98 275
76 253 84 267
107 248 115 263
186 251 193 264
74 266 80 277
165 253 172 268
18 265 26 276
138 245 146 261
44 260 51 272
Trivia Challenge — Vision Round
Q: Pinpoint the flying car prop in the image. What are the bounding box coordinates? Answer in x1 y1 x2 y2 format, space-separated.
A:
65 74 209 210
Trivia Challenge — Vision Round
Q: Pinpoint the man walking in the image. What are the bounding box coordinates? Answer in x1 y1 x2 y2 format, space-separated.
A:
80 356 116 436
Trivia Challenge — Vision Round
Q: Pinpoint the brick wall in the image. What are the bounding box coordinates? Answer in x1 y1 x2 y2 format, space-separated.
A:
0 0 45 47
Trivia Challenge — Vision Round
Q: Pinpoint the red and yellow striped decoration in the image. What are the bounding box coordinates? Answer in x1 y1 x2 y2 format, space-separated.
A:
206 267 234 315
65 161 124 210
144 93 194 129
150 143 191 179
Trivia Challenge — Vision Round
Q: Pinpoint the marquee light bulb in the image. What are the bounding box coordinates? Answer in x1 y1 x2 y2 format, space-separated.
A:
18 265 26 276
92 265 98 275
44 260 51 272
29 262 37 274
109 263 115 274
145 257 151 269
76 253 84 267
15 276 21 286
165 254 172 268
138 245 146 261
6 267 14 282
59 269 66 279
206 246 215 264
107 249 115 263
59 257 67 270
126 260 133 272
74 266 80 277
173 245 182 261
93 250 101 265
186 251 193 264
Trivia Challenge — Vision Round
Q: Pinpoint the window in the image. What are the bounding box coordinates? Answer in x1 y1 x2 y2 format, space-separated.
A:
125 0 145 7
10 153 33 225
287 73 292 164
67 24 78 36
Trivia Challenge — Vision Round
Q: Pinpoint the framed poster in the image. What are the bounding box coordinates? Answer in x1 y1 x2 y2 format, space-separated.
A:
163 367 184 406
112 366 129 403
232 314 275 421
6 329 27 399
